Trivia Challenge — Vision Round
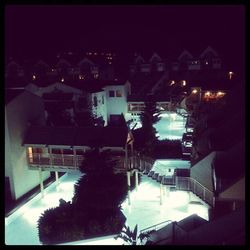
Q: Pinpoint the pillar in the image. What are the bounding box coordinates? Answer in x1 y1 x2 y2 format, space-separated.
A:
39 168 44 197
160 183 163 205
127 171 131 205
135 169 138 191
55 171 59 185
73 148 77 169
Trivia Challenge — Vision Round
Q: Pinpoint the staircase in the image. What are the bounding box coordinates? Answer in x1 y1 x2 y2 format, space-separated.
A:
135 156 214 207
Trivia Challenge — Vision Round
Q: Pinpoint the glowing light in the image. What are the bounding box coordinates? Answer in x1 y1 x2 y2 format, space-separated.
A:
205 91 210 96
51 68 54 72
79 75 84 80
217 91 225 97
170 80 175 86
192 89 198 94
228 71 234 80
94 52 97 55
182 80 186 86
61 78 64 83
32 75 36 80
205 61 209 65
89 52 92 55
109 62 112 65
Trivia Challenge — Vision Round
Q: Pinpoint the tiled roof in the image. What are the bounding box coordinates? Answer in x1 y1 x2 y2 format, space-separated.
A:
23 126 128 148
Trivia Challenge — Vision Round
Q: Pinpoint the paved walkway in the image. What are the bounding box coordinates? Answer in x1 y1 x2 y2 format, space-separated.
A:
5 171 209 245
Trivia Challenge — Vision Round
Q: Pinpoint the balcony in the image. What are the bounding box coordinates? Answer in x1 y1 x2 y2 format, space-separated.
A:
27 152 128 173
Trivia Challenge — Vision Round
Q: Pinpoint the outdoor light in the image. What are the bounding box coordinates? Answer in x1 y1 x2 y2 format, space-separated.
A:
170 80 175 86
61 78 64 83
192 89 198 94
182 80 186 86
205 91 210 96
217 91 225 97
228 71 234 80
32 75 36 80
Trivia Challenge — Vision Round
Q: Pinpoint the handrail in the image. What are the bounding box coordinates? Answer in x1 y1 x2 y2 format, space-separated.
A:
140 220 172 234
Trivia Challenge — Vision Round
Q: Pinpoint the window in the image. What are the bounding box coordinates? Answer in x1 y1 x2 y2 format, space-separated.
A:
109 90 115 97
116 90 122 97
93 96 98 107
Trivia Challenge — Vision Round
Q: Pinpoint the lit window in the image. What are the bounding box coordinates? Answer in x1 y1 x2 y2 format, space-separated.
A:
116 90 122 97
109 90 115 97
192 89 198 94
217 91 225 97
28 147 33 163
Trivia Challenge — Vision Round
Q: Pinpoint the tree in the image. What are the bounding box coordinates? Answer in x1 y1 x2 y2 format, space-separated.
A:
74 94 94 126
138 95 161 156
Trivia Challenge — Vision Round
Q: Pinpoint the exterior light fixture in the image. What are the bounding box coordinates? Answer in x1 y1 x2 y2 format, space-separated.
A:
170 80 175 86
228 71 234 80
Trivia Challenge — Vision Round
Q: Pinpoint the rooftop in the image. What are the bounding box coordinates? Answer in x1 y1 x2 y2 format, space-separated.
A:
23 126 128 148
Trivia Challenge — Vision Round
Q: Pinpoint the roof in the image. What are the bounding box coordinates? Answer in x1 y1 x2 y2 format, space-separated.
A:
23 126 128 148
5 88 25 105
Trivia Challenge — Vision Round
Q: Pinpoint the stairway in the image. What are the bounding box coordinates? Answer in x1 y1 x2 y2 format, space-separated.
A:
136 158 213 207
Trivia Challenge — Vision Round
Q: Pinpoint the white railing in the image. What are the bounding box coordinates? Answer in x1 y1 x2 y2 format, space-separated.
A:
27 153 84 169
176 176 214 207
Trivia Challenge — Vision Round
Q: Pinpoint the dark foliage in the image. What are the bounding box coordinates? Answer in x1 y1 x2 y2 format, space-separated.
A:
38 149 134 244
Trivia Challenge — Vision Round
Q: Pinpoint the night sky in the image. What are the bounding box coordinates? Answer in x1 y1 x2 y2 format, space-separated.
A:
5 5 245 69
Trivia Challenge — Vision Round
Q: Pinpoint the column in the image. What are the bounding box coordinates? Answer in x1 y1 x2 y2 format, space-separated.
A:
135 169 138 191
49 147 52 166
73 148 77 169
55 171 59 186
160 183 163 205
127 171 131 205
39 168 44 197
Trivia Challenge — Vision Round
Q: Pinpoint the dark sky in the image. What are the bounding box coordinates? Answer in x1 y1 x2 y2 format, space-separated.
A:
5 5 245 68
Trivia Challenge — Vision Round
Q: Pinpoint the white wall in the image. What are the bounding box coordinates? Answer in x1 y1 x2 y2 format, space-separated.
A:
190 151 216 192
91 90 108 126
104 82 130 121
5 91 51 200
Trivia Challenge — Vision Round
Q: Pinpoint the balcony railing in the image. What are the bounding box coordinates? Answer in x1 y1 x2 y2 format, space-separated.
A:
28 153 84 169
27 152 127 172
176 176 214 207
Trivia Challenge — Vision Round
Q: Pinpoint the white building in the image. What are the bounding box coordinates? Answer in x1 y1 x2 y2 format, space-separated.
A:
5 90 51 201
